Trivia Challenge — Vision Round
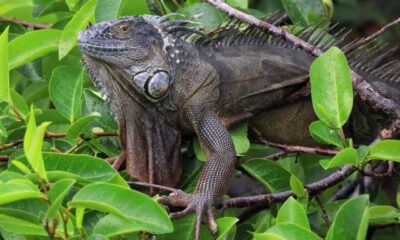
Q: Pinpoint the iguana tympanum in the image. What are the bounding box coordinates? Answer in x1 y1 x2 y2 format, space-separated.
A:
78 14 400 239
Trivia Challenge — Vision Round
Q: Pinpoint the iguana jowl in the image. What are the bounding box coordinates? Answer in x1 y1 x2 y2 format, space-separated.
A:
78 14 400 239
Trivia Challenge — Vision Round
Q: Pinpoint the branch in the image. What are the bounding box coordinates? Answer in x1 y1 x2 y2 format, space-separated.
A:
315 196 331 226
0 16 51 29
259 137 339 156
206 0 400 136
222 165 356 208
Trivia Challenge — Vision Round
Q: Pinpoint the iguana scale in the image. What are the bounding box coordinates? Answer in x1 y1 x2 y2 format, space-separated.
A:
77 14 400 239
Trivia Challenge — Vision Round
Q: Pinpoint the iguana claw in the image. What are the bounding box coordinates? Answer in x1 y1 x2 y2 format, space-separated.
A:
158 192 218 239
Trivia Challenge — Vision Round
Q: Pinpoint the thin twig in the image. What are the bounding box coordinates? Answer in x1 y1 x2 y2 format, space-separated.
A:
315 196 331 226
9 104 24 121
0 155 9 161
259 137 339 156
0 16 51 29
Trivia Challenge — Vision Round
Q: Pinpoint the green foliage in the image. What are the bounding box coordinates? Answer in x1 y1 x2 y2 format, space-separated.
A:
49 65 83 122
0 27 9 102
326 195 369 240
319 147 359 169
281 0 330 25
1 0 400 239
310 47 353 129
369 140 400 162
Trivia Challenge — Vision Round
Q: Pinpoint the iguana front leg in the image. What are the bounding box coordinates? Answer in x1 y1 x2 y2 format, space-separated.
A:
159 105 236 239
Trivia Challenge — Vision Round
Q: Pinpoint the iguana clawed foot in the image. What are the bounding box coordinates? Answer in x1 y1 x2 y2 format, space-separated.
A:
158 191 218 240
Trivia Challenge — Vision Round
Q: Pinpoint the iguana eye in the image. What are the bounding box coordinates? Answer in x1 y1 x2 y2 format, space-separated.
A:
147 72 170 99
111 22 133 39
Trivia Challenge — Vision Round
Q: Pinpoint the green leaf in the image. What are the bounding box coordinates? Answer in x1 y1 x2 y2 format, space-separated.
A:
33 0 68 17
179 3 224 30
0 180 43 205
0 27 9 102
11 153 119 183
58 0 95 59
397 192 400 208
82 89 117 130
0 214 47 236
10 161 32 175
281 0 329 25
326 195 369 240
0 172 25 182
357 145 370 164
253 233 286 240
242 159 291 192
119 0 150 15
216 217 238 240
309 120 343 148
158 215 195 240
230 123 250 155
8 29 61 70
49 65 83 122
310 47 353 128
95 0 125 22
10 89 29 119
68 183 173 234
47 178 76 219
320 147 358 169
369 206 400 225
0 120 7 138
277 197 310 229
92 214 145 237
290 175 305 198
66 113 100 140
369 140 400 162
23 108 49 181
255 223 322 240
65 0 80 11
227 0 248 9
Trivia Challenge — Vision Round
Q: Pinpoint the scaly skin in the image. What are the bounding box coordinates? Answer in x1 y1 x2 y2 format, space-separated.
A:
78 15 400 239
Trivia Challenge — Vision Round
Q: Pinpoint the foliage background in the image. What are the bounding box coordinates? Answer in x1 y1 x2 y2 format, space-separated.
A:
0 0 400 239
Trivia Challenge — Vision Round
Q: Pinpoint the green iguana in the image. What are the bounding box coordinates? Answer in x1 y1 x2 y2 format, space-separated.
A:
77 13 400 239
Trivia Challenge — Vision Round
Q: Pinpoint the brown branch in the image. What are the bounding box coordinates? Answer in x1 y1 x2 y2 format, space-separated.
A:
329 179 358 201
206 0 400 135
0 155 9 161
315 196 331 226
259 137 339 156
223 165 356 208
0 16 51 29
0 131 118 151
360 161 394 178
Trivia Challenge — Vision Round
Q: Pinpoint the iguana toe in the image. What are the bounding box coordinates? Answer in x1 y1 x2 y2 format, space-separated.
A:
159 192 219 240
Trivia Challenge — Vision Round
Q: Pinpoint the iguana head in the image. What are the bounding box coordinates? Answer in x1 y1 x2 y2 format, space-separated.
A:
78 15 186 187
78 15 174 102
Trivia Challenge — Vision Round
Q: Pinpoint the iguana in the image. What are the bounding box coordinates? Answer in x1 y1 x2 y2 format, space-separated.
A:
77 13 400 239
